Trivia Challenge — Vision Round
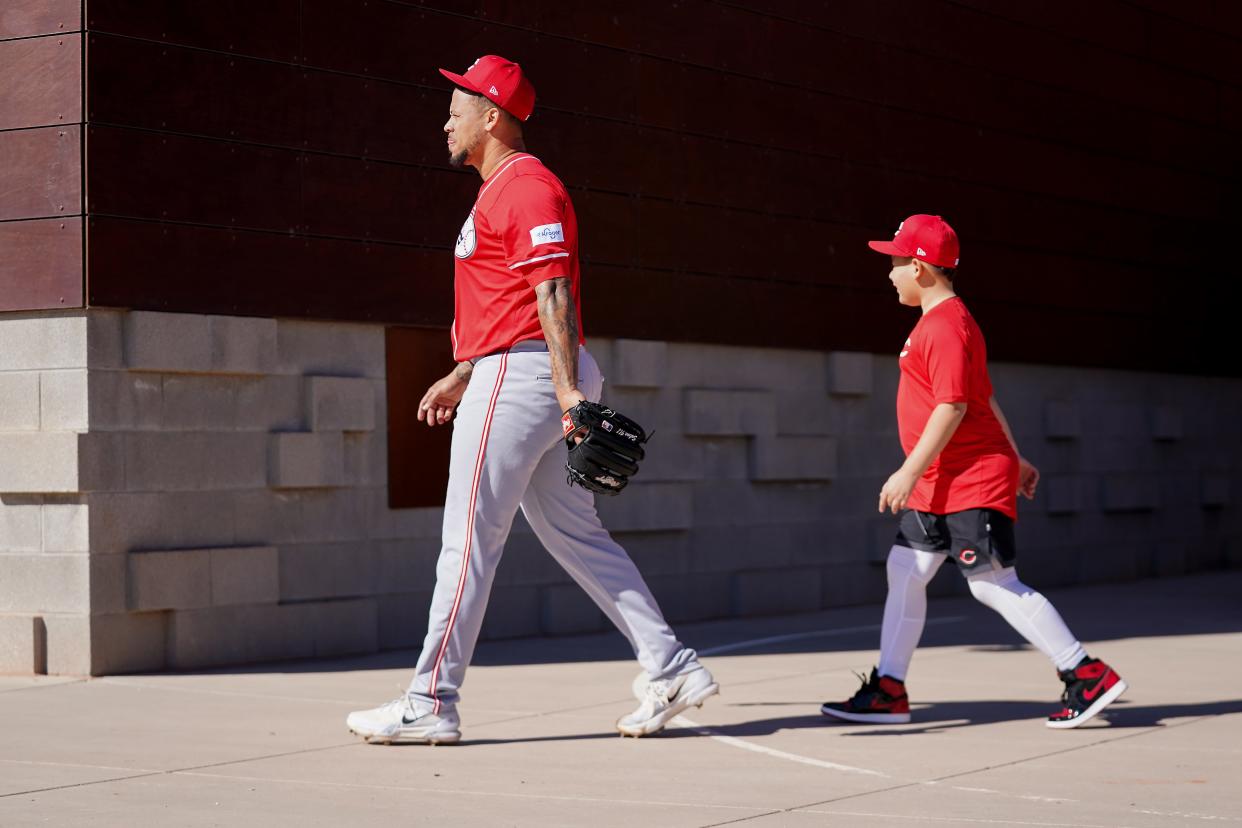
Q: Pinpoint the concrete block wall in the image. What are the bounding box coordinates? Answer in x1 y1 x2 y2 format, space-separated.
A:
1 311 1239 675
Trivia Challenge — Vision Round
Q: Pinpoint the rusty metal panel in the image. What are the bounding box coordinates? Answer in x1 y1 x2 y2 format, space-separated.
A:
87 34 303 146
0 125 81 221
385 326 454 509
0 34 82 130
86 0 298 61
0 218 83 311
87 217 452 325
0 0 80 39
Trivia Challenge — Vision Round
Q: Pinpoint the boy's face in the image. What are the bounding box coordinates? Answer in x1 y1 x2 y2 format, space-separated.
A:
887 256 921 307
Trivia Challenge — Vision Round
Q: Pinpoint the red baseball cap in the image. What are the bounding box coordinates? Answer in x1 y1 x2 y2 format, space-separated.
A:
868 214 960 268
439 55 536 122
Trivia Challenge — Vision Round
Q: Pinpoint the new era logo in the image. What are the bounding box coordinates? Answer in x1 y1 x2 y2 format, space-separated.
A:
489 85 499 96
916 247 927 256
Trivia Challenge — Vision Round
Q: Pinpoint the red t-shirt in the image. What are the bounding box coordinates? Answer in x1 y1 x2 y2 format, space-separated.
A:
450 153 584 362
896 297 1019 518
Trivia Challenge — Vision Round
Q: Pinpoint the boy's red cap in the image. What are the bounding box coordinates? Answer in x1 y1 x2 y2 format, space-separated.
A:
868 214 960 268
439 55 536 122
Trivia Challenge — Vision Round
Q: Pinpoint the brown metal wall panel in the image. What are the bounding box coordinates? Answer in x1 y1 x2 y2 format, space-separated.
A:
0 33 82 130
86 0 298 61
385 325 454 509
88 34 303 146
87 217 451 324
0 218 83 311
0 0 80 40
0 125 81 221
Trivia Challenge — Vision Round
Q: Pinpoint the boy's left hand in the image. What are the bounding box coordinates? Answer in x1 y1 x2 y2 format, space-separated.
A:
879 468 919 514
1018 457 1040 499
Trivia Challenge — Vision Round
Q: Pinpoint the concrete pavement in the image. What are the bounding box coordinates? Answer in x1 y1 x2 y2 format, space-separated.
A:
2 570 1240 827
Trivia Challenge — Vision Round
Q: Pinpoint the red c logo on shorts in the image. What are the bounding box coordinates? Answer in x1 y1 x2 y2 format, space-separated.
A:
959 549 977 565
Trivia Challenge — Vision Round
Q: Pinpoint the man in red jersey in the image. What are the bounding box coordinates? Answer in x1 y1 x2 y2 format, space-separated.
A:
346 56 716 745
820 215 1126 729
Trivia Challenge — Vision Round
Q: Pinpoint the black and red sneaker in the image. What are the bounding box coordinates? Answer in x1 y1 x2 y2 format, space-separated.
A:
821 668 911 724
1046 657 1127 729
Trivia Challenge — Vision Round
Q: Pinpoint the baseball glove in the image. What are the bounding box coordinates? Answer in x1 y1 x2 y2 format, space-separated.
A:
562 401 649 495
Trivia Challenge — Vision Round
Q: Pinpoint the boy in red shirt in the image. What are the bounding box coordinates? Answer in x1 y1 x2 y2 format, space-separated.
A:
821 215 1126 729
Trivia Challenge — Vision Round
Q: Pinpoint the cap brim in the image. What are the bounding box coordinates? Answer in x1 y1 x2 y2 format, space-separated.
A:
868 240 907 257
439 68 484 96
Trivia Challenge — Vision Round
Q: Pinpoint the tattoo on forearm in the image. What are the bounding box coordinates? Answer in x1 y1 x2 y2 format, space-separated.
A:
536 278 579 394
454 361 474 383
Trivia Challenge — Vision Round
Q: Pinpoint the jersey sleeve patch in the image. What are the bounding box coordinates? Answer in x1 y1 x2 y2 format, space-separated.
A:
529 222 565 246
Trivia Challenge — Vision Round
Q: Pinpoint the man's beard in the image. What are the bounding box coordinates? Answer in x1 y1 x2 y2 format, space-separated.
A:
449 143 471 168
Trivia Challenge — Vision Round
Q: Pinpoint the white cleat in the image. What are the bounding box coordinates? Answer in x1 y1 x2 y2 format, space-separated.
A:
346 696 461 745
617 667 719 737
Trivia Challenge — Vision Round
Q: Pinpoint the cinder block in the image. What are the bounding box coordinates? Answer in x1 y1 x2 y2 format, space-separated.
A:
616 531 692 577
610 339 668 388
160 375 238 430
0 373 41 430
306 376 376 432
87 371 163 431
0 433 80 492
39 370 88 431
42 614 91 675
0 313 88 371
373 539 440 593
124 311 213 373
540 584 606 635
343 432 386 486
1101 475 1159 513
87 310 124 370
90 553 128 614
125 432 267 492
0 554 89 614
1202 474 1230 507
683 389 776 436
210 315 277 375
1151 405 1182 441
77 432 127 492
644 572 732 624
1044 475 1084 515
0 498 43 552
481 585 541 639
377 591 433 650
596 482 692 532
1044 402 1081 440
732 567 821 616
276 320 386 379
268 432 345 489
167 604 309 669
89 612 167 675
87 490 237 555
278 542 376 601
128 549 212 611
820 562 888 607
748 436 837 481
775 391 833 436
0 614 46 674
827 352 873 396
236 374 303 432
284 597 379 658
210 546 279 606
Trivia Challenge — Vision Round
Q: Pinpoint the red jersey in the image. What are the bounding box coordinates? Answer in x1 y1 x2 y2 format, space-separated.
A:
896 297 1019 518
449 153 584 362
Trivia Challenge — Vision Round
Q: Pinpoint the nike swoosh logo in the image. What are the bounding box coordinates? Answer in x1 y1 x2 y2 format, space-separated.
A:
1082 672 1112 701
402 715 420 724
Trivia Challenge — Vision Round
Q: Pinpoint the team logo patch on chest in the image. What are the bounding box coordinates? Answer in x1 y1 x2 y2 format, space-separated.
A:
900 337 911 358
455 212 477 259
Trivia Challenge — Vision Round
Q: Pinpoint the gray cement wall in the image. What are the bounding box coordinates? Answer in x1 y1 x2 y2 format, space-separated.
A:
0 310 1238 675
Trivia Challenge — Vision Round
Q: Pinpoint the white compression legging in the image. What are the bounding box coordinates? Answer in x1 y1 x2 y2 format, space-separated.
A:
877 545 1088 681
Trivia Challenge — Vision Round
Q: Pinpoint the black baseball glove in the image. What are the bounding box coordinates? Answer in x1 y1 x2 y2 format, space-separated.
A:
562 401 649 495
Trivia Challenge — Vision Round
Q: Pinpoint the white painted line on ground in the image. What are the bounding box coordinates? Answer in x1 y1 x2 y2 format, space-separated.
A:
697 616 968 657
1133 808 1242 823
797 811 1136 827
174 771 767 813
0 758 160 774
671 715 887 776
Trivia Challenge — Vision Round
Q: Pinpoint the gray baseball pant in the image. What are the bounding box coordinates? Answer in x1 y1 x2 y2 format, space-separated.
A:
406 341 698 717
